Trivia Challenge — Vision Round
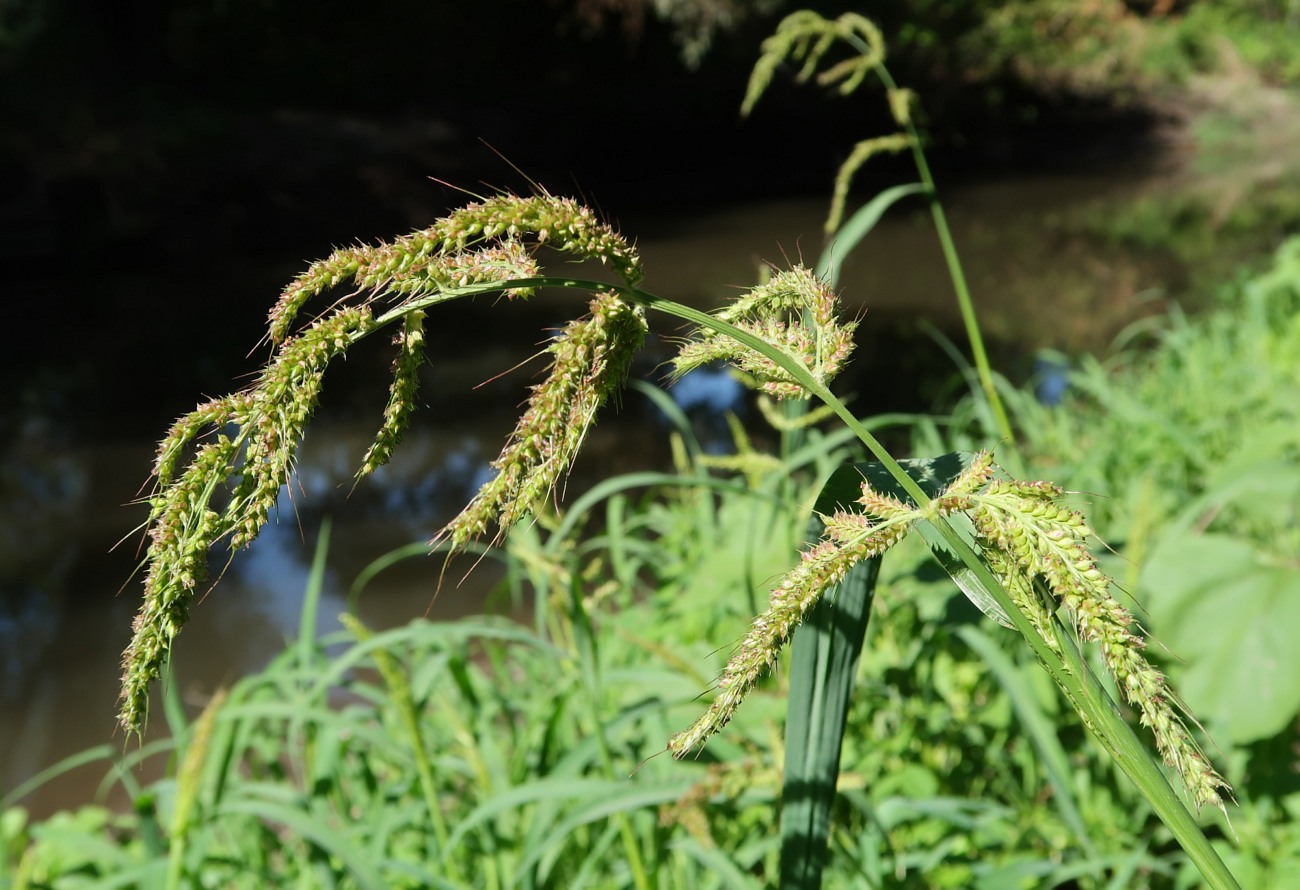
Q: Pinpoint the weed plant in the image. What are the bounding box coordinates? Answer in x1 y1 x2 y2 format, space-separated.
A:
1 9 1266 890
919 234 1300 887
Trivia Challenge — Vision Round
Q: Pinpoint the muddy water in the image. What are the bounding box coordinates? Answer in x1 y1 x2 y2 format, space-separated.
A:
1 165 1188 816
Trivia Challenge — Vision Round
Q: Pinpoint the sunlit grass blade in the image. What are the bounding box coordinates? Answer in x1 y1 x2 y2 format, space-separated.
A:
0 745 118 811
957 625 1092 853
816 182 927 287
211 793 387 889
295 517 331 674
779 543 880 889
512 782 696 881
670 836 764 889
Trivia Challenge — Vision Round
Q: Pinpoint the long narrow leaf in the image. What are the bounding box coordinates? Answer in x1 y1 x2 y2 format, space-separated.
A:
816 182 928 286
779 542 880 889
957 625 1092 853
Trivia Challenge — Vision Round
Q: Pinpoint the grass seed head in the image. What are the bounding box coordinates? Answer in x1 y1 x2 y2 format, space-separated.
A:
673 266 856 400
438 291 646 552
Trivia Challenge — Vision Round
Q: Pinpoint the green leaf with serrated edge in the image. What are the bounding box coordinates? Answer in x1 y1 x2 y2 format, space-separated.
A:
814 451 1014 627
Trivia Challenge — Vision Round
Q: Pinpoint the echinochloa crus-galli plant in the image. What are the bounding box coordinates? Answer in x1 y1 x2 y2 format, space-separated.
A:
666 450 1229 813
120 188 1230 881
120 192 648 732
120 191 853 733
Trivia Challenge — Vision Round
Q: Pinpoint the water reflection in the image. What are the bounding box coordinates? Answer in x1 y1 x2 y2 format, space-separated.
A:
0 417 86 702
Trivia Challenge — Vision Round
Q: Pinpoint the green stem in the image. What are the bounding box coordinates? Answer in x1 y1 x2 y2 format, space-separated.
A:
645 288 1236 886
845 47 1015 444
894 87 1013 441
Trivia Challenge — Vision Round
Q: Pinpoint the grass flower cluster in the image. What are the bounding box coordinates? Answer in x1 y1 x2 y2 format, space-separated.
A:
438 290 647 549
672 266 856 399
120 193 645 733
670 449 1229 813
743 11 918 235
114 166 1235 882
964 471 1231 811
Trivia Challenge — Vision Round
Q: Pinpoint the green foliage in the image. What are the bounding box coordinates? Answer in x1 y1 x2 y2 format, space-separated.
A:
1172 1 1300 87
19 8 1292 887
0 429 1216 887
924 235 1300 887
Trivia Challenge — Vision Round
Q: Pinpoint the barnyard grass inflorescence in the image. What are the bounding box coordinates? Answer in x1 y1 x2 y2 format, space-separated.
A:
670 450 1229 811
673 266 856 400
121 194 645 732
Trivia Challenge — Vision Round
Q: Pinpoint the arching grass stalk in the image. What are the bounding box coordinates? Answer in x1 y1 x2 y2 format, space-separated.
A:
743 10 1015 444
620 286 1236 887
121 193 1235 886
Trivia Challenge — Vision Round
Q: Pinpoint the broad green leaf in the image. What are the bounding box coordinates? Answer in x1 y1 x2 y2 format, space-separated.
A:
1142 531 1300 744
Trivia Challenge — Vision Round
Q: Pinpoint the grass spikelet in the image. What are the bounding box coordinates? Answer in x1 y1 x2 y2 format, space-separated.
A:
887 87 915 127
669 478 917 758
120 306 373 732
826 133 913 234
358 310 426 480
268 194 639 344
742 11 884 117
270 241 427 343
437 291 647 551
124 194 650 733
673 266 856 400
928 448 995 513
153 395 251 494
964 453 1230 811
430 193 643 286
121 456 230 732
227 306 375 549
432 242 540 297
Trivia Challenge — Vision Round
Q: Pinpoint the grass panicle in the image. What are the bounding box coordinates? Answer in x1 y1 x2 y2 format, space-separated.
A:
115 176 1234 883
741 10 884 117
269 193 641 343
668 469 921 759
742 11 902 235
827 132 913 234
357 309 426 480
966 469 1230 811
121 306 375 731
122 193 646 732
740 8 1016 443
672 266 856 400
670 448 1230 816
438 290 648 550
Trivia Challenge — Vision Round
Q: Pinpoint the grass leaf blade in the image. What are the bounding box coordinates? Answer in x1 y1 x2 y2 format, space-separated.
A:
779 519 880 889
